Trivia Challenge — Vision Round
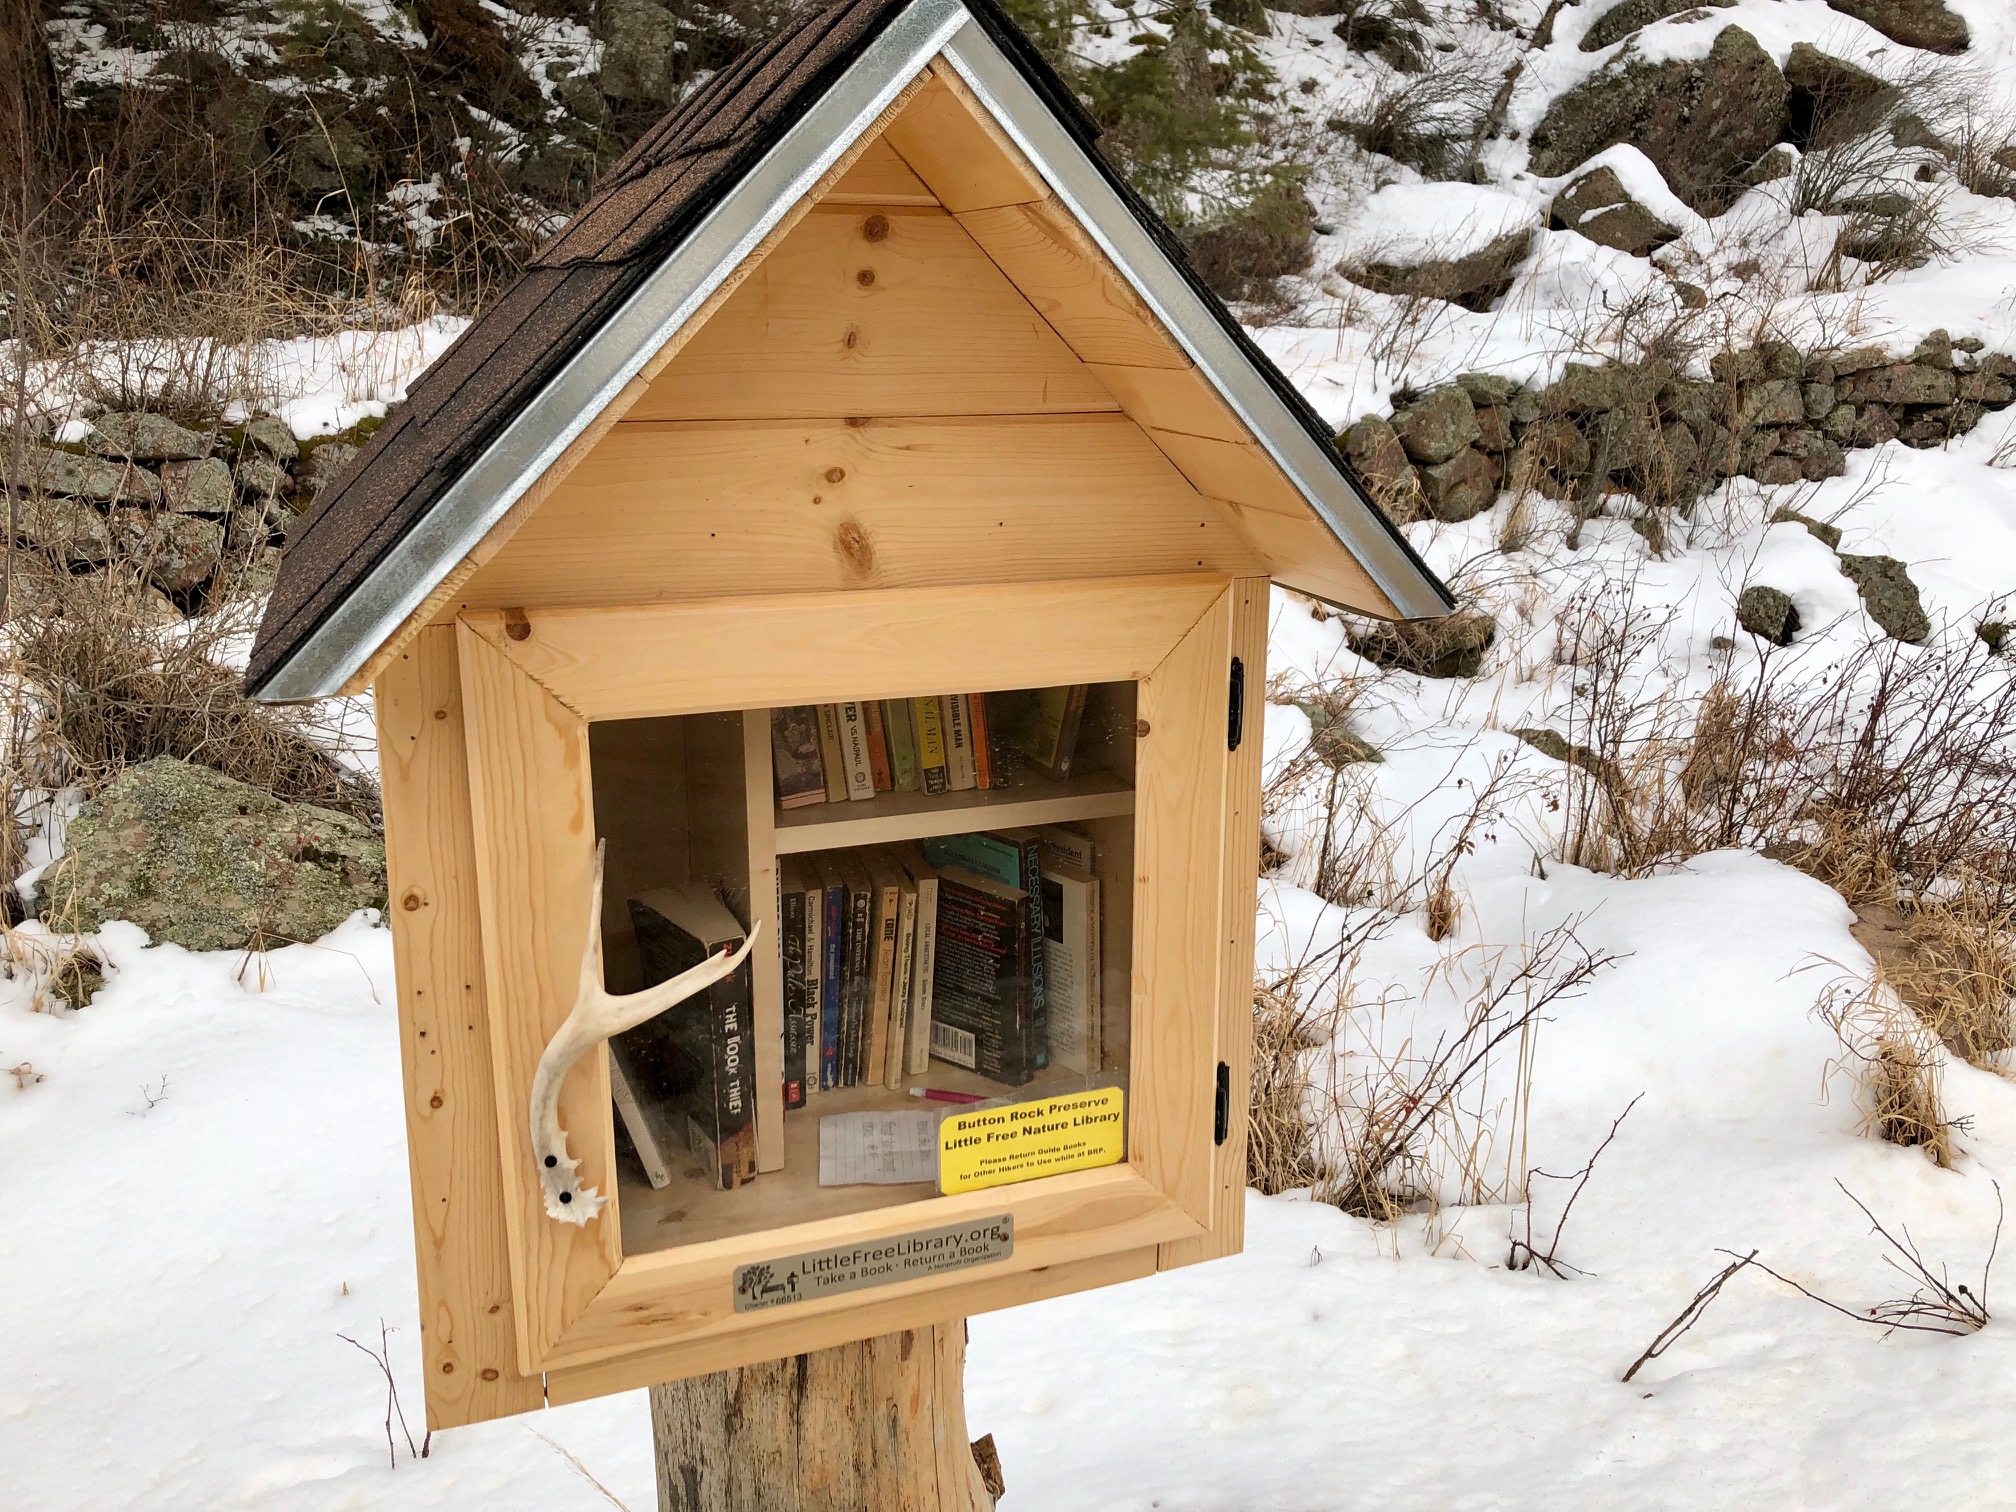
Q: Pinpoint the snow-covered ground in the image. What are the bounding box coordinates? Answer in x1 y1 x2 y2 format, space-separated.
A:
9 1 2016 1506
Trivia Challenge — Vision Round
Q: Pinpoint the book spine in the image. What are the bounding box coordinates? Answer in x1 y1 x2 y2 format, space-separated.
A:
820 883 844 1091
838 702 876 802
887 885 918 1090
1086 876 1102 1070
863 700 894 792
846 880 872 1086
884 699 919 791
967 692 993 791
710 956 757 1187
816 704 849 803
781 885 807 1110
865 881 899 1085
607 1050 671 1188
1014 833 1049 1071
1052 685 1089 781
915 696 949 796
908 876 938 1077
943 694 977 792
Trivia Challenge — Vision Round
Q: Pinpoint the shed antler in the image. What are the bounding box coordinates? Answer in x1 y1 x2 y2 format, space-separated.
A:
531 841 759 1225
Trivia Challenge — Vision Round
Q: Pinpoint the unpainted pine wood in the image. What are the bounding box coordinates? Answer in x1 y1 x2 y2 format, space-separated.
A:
547 1164 1196 1372
1081 360 1248 443
882 69 1046 213
1129 584 1234 1234
375 626 544 1428
1213 497 1399 618
455 621 617 1374
624 204 1118 421
1158 575 1266 1271
1144 427 1312 518
456 574 1229 724
823 136 938 204
454 414 1260 614
739 710 786 1172
648 1322 995 1512
545 1247 1155 1404
332 72 936 694
954 195 1191 372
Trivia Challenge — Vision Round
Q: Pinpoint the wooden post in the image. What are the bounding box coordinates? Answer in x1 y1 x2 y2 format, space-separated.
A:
647 1321 1002 1512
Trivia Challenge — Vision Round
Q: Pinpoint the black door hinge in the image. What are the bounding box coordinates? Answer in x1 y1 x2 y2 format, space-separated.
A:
1227 657 1245 752
1213 1061 1231 1145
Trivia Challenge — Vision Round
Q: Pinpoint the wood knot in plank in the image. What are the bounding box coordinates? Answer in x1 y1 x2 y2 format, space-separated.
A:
862 213 889 242
833 518 875 580
502 607 531 642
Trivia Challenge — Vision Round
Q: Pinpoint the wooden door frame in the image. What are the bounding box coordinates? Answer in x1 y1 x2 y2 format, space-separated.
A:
454 573 1243 1380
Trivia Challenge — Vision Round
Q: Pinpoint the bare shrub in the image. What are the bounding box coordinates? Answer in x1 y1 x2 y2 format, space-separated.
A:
1339 53 1501 181
2 563 376 822
1320 924 1612 1221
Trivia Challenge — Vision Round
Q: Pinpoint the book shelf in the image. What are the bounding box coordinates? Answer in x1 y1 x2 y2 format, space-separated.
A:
773 768 1134 853
590 682 1139 1258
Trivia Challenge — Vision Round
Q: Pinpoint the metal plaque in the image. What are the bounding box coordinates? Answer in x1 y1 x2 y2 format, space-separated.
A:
732 1214 1014 1313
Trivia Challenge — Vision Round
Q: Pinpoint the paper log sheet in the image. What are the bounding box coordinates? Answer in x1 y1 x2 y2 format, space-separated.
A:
818 1111 938 1186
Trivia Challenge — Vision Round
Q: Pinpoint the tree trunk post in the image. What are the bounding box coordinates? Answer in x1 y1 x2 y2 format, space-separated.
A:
648 1320 1003 1512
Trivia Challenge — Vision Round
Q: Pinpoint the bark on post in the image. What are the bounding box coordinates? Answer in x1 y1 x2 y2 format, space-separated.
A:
648 1320 1003 1512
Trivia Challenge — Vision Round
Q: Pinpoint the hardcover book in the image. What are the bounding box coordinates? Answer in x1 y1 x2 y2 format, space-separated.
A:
770 705 827 809
625 886 758 1190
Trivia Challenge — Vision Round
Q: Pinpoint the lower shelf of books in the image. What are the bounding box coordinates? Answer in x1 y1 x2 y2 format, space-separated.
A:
618 1065 1128 1255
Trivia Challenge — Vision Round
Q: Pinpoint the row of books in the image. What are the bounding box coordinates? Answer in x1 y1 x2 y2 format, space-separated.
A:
781 825 1102 1098
606 826 1105 1194
769 687 1092 810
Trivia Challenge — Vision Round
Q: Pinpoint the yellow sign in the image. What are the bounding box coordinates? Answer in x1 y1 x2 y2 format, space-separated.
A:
938 1087 1126 1195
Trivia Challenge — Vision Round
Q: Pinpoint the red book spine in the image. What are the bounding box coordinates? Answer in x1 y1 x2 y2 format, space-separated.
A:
968 693 993 790
864 700 894 791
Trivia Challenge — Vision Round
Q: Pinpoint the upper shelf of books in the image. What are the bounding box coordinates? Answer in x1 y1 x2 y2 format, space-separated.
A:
769 686 1133 852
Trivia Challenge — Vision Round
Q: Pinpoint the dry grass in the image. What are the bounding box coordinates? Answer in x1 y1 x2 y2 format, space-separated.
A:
1880 879 2016 1066
1814 967 1957 1168
1247 979 1337 1195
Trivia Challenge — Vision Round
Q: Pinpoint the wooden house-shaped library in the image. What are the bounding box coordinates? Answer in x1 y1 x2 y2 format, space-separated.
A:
247 0 1450 1430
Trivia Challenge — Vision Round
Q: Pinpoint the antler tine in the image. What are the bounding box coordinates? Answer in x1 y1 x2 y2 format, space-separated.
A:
530 839 762 1226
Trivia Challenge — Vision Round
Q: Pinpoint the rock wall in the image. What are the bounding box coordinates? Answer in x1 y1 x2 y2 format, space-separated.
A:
1339 330 2014 528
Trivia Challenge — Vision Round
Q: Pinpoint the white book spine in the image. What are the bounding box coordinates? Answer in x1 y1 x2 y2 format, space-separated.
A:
943 694 977 791
608 1055 672 1188
839 701 876 801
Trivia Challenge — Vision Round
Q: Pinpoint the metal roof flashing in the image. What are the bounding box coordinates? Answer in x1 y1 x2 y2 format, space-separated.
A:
250 0 1448 703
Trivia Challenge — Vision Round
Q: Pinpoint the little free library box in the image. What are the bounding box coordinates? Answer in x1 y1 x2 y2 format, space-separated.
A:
246 0 1450 1431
